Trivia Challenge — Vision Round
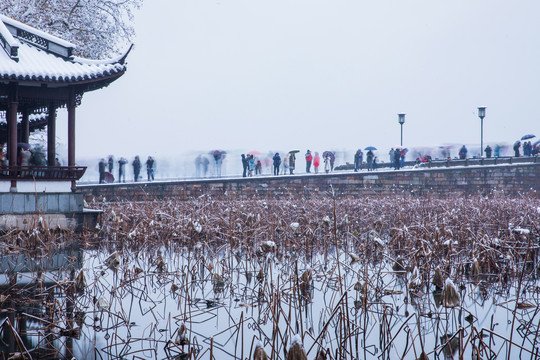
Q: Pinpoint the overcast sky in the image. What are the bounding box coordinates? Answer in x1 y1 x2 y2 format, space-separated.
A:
56 0 540 161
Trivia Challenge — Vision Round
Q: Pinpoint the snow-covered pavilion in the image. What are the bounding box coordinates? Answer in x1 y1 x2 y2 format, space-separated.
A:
0 14 128 229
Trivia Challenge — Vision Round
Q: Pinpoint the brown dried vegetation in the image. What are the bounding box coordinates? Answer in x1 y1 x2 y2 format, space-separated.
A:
0 193 539 359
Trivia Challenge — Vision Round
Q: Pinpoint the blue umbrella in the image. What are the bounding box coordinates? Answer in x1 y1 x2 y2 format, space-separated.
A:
533 140 540 147
521 134 535 140
364 146 377 151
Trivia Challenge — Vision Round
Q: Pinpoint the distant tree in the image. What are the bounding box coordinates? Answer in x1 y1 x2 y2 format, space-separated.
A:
1 0 142 59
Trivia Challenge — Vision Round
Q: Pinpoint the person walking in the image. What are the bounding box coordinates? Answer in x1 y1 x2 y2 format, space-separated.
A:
289 152 296 175
393 148 401 170
213 151 223 177
282 156 289 175
272 153 281 176
255 159 262 175
132 155 141 182
494 144 500 157
248 154 255 176
118 157 127 182
459 145 468 159
324 154 331 173
524 141 531 156
354 150 362 172
389 148 395 163
366 150 374 171
513 141 521 157
146 156 155 181
241 154 248 177
195 155 202 178
98 158 106 184
305 150 312 173
313 152 320 174
484 145 492 158
201 156 209 177
108 155 114 173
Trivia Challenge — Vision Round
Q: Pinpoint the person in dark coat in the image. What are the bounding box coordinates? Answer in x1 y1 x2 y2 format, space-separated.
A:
458 145 468 159
108 155 114 173
513 141 521 157
484 145 492 158
272 153 281 176
146 156 155 181
132 156 141 182
366 150 374 171
289 152 296 175
354 150 361 172
524 141 531 156
98 158 106 184
394 148 401 170
241 154 248 177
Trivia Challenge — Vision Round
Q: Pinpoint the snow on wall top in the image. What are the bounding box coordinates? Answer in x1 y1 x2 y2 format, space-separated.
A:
0 14 126 84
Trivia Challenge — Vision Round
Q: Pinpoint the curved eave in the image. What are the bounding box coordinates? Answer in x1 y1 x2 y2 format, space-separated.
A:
0 68 126 87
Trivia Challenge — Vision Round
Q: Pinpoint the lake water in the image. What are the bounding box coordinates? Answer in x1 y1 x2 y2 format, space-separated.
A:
1 240 539 360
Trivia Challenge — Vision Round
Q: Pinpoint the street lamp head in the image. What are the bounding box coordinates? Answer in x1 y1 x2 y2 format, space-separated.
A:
478 107 486 119
398 113 406 125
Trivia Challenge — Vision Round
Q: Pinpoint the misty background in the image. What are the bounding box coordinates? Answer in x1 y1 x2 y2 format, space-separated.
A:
42 0 539 181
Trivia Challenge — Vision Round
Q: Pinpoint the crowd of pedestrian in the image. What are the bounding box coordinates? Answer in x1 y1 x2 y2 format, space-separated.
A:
96 139 540 183
513 141 539 157
98 155 155 184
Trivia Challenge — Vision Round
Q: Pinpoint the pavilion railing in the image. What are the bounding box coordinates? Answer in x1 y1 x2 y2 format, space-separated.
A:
0 166 87 181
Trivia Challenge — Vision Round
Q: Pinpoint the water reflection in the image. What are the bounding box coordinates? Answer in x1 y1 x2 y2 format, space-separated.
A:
1 244 539 359
0 246 83 359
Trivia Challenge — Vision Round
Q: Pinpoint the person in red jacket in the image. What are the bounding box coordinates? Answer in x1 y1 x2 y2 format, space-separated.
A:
305 150 313 173
313 152 320 173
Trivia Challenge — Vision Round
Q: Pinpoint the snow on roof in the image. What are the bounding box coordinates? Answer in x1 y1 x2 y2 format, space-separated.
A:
0 16 18 61
0 17 17 48
0 14 75 49
0 14 126 84
0 41 125 83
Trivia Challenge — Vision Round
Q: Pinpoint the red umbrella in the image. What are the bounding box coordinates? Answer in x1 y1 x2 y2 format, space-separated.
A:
248 150 261 155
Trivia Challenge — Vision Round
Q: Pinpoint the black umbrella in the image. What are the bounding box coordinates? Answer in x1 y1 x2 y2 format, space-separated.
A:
17 142 31 150
209 150 226 160
521 134 535 140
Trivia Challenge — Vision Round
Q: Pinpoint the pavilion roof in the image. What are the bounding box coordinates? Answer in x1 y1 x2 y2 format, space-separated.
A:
0 14 127 85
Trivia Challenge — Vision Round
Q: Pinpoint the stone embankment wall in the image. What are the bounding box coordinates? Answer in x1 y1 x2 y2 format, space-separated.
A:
76 163 540 201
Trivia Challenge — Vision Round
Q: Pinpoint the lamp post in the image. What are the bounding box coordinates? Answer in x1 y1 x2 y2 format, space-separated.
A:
398 113 406 147
478 107 486 157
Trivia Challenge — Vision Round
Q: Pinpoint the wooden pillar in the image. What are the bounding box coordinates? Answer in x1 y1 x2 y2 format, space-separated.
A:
47 105 57 166
7 85 18 191
67 89 76 188
21 109 30 144
7 102 18 164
